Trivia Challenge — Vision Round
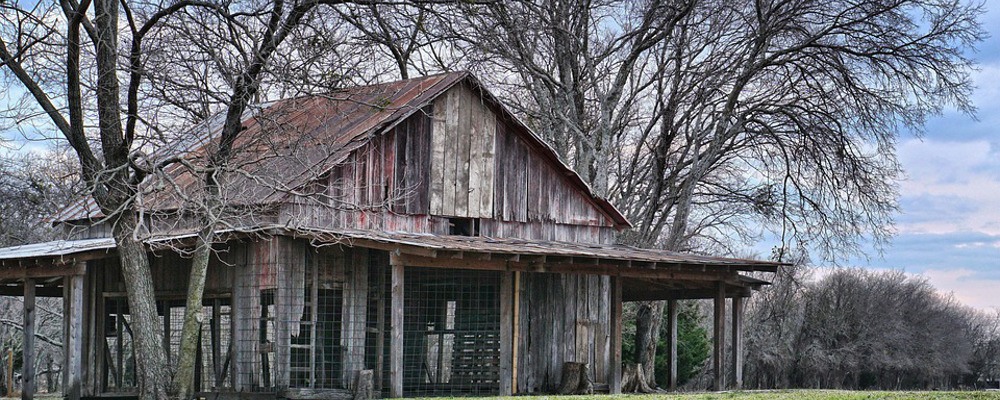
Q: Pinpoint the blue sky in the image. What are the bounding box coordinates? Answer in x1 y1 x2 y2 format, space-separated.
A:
843 3 1000 311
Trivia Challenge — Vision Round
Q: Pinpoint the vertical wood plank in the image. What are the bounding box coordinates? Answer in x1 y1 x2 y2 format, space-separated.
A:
499 272 514 395
64 271 84 400
430 95 447 215
608 276 622 394
732 296 744 390
511 272 521 393
666 299 679 391
23 279 35 400
393 122 408 213
480 113 497 218
389 255 404 398
517 273 532 392
342 248 369 385
416 106 433 214
713 282 726 391
273 240 291 389
455 87 472 217
594 276 609 384
467 90 484 218
85 265 102 395
442 89 458 216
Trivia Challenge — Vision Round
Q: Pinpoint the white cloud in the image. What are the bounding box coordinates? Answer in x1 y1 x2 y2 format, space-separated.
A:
895 138 1000 234
919 268 1000 312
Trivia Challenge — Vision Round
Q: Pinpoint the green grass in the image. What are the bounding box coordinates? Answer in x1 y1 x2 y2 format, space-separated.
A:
418 390 1000 400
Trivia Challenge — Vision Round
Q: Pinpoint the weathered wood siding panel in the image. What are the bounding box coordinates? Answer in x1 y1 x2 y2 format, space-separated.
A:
429 85 497 219
489 116 615 238
285 82 618 242
479 220 616 244
516 272 612 393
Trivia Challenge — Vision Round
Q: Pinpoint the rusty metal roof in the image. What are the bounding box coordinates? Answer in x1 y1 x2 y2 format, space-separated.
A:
52 72 631 228
54 72 464 221
312 229 783 272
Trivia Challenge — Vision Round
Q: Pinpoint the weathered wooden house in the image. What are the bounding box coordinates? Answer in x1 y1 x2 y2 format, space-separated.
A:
0 72 779 399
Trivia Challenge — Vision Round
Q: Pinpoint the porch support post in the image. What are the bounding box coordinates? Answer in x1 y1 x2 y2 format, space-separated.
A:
665 298 678 391
712 281 726 391
499 272 514 395
389 254 404 398
63 269 85 400
22 279 35 400
731 296 744 389
608 276 622 394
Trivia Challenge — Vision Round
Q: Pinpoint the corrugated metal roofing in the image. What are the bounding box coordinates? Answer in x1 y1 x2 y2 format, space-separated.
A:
0 238 115 261
316 229 782 272
52 72 630 228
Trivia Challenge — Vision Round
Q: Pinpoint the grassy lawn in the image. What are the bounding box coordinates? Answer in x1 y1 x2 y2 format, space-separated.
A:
418 390 1000 400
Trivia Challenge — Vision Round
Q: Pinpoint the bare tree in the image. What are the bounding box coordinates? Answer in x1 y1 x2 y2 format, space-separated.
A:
444 0 983 386
0 1 434 398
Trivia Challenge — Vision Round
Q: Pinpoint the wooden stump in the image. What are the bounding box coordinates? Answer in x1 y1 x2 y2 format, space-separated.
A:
557 362 594 395
352 370 374 400
577 363 594 394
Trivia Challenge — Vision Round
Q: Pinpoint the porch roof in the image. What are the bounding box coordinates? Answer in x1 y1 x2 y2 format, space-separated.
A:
0 226 784 300
292 228 785 301
308 229 783 273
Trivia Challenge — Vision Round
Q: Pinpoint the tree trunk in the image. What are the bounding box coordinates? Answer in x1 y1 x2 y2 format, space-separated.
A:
635 301 663 388
174 227 214 399
113 217 169 400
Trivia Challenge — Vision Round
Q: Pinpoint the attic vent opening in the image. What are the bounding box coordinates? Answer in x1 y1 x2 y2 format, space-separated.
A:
448 217 480 236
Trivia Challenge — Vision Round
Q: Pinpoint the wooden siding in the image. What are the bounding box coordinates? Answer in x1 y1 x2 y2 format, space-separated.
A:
515 272 612 393
427 84 612 229
61 82 619 244
429 85 497 218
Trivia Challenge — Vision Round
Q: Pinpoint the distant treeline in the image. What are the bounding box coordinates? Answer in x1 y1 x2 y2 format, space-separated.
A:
625 265 1000 391
744 265 998 390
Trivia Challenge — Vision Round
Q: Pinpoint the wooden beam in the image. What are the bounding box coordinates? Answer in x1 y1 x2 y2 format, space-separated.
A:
511 272 521 393
622 287 753 302
731 296 744 390
0 263 86 281
666 299 678 391
498 272 513 395
0 285 63 297
389 255 404 398
23 279 35 400
608 276 622 394
712 282 726 392
394 254 741 283
64 272 84 400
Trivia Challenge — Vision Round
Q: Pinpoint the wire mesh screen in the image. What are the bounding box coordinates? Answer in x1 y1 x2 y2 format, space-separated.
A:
103 297 136 392
231 246 379 393
403 268 501 397
101 297 233 393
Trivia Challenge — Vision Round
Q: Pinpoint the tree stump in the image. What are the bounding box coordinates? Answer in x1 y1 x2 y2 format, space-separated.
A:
353 370 374 400
577 363 594 394
557 362 583 394
557 362 595 395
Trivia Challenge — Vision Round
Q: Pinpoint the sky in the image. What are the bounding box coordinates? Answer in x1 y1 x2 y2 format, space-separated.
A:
844 3 1000 311
2 3 1000 311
